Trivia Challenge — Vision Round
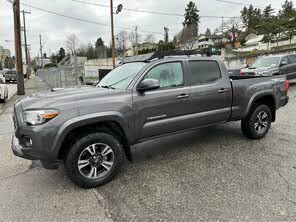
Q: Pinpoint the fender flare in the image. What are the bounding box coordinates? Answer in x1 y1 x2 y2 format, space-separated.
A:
243 90 276 119
50 111 130 157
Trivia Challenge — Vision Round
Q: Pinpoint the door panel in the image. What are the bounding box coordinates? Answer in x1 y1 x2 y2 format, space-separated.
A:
187 60 232 127
133 87 191 140
132 61 191 140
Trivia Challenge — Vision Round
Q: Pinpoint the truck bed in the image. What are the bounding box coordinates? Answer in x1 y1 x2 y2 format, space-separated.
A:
229 75 288 121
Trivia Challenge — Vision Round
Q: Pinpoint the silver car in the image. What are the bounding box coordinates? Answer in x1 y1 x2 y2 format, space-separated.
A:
0 78 8 103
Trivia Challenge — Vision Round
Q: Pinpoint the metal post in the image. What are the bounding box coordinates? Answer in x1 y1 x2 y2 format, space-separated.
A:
39 34 43 68
110 0 116 69
135 26 138 55
13 0 25 95
22 10 29 72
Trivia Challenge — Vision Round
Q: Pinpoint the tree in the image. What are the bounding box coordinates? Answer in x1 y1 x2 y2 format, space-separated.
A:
4 57 15 69
144 34 155 43
128 30 141 47
278 0 296 43
183 1 200 35
0 62 3 70
43 52 47 58
66 34 79 55
116 31 128 56
205 28 211 36
177 1 200 50
241 5 262 34
50 53 57 64
57 47 66 63
164 27 169 44
221 18 245 47
262 4 274 20
95 37 104 48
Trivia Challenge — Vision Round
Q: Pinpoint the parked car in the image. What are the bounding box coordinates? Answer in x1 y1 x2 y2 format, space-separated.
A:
12 52 289 188
0 78 8 103
240 54 296 82
3 69 17 83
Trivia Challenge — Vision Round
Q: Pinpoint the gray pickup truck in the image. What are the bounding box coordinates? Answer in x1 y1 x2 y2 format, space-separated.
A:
12 52 289 188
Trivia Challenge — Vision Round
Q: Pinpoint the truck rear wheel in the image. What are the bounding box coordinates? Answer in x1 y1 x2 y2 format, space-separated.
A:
65 132 124 188
241 104 272 139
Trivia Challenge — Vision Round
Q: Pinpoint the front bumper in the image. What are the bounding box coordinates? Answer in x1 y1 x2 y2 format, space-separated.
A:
11 135 36 160
11 102 60 169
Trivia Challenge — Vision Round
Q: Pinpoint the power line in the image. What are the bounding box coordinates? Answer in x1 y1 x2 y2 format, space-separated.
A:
215 0 264 9
72 0 240 18
19 2 166 35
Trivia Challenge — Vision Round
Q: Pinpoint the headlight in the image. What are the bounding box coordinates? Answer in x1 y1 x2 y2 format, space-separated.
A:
23 109 59 125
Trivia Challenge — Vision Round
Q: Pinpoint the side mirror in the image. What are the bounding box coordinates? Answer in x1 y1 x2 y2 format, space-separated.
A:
137 78 160 92
280 61 288 67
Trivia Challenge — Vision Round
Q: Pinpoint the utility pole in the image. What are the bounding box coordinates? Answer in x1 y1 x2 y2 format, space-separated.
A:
135 26 138 55
221 17 224 44
13 0 25 95
110 0 115 69
22 10 30 78
39 34 43 68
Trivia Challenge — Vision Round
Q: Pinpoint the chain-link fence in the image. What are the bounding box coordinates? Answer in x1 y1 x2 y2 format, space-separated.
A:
37 64 85 88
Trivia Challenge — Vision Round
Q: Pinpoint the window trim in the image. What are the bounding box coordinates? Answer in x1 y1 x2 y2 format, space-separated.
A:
135 61 185 91
188 60 222 86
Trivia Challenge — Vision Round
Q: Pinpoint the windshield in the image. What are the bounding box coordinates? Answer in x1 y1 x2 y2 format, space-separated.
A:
97 62 146 89
251 57 280 68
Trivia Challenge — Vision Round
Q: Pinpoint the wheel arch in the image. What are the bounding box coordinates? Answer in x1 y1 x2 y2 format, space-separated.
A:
52 113 132 162
244 93 276 122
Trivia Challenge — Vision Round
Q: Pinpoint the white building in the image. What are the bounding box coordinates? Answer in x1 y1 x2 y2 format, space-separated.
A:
197 35 214 49
236 33 296 52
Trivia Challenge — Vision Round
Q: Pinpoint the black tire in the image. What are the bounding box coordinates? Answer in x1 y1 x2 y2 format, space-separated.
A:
241 104 272 139
65 132 124 188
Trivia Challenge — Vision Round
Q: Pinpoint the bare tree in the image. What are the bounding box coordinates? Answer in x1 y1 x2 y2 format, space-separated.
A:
144 34 155 43
116 30 128 56
128 30 141 47
177 25 198 50
218 18 245 47
66 34 79 55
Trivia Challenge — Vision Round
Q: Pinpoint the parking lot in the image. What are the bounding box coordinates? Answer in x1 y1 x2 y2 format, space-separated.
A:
0 81 295 221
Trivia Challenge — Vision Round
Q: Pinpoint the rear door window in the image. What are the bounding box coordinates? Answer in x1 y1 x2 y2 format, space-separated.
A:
0 79 4 84
189 61 221 85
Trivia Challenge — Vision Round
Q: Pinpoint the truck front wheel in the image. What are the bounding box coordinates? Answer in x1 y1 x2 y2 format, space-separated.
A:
241 104 272 139
65 132 124 188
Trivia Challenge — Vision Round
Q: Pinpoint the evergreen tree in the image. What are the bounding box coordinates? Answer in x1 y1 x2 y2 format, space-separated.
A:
57 47 66 63
95 38 104 48
183 1 200 35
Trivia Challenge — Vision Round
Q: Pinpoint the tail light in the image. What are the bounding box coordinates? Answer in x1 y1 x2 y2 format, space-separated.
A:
239 71 243 76
286 80 290 92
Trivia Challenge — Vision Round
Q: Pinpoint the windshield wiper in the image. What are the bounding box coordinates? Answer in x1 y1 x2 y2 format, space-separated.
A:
108 74 135 87
100 85 115 89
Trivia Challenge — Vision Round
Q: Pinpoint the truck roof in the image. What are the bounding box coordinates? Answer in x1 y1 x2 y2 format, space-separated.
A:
120 51 221 64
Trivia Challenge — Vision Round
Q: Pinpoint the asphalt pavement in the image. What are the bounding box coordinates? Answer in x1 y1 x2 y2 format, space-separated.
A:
0 78 296 221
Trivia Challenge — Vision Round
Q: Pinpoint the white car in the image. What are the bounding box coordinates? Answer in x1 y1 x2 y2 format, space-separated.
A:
0 78 8 103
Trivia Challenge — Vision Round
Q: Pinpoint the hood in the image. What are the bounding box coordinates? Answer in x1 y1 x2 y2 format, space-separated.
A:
20 87 119 110
241 66 277 75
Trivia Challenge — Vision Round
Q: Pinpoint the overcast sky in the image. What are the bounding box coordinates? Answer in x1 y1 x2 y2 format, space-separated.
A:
0 0 285 57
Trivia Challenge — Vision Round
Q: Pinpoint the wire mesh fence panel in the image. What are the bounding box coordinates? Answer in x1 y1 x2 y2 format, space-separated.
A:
37 64 85 88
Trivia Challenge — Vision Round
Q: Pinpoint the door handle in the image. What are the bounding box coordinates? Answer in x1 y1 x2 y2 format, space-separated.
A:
218 88 228 93
177 94 189 99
